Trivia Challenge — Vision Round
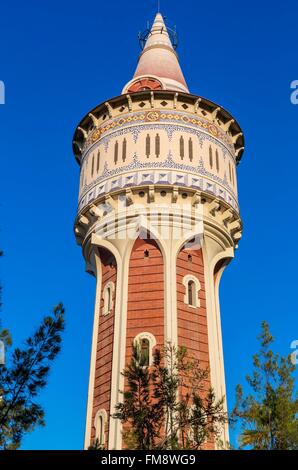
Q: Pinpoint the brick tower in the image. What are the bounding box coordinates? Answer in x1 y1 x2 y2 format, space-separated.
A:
73 12 244 450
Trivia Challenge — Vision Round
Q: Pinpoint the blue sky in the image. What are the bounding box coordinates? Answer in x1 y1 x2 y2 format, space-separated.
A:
0 0 298 449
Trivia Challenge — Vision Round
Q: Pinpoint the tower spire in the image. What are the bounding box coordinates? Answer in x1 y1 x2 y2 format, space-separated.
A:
123 12 189 94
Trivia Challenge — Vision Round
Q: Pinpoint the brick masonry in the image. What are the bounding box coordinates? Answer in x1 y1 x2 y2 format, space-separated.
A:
91 241 215 449
177 246 214 450
91 249 117 444
126 238 165 363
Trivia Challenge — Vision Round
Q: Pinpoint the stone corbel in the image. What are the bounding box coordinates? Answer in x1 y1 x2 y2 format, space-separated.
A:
211 107 221 122
73 140 83 153
235 147 244 158
125 189 134 206
173 93 179 109
150 91 155 108
233 230 242 242
78 214 90 226
192 191 201 207
126 94 133 112
105 102 113 119
88 113 98 127
221 209 233 223
228 220 241 233
89 204 103 218
172 186 178 203
149 185 155 203
78 127 88 139
194 98 202 114
74 226 84 243
223 119 235 132
208 199 220 215
232 132 243 144
104 195 116 211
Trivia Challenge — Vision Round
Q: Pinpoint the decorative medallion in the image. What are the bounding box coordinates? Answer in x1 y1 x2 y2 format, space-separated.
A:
208 124 219 137
145 111 161 122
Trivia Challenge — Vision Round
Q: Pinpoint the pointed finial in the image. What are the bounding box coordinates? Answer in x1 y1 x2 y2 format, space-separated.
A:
122 10 189 94
157 0 160 13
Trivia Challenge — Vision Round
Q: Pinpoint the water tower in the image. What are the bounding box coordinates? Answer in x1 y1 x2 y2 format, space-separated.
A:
73 12 244 449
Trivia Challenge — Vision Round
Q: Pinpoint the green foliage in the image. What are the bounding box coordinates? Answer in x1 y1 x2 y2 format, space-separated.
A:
0 250 12 350
232 321 298 450
113 343 228 450
153 345 227 449
113 343 164 449
88 438 105 450
0 304 65 449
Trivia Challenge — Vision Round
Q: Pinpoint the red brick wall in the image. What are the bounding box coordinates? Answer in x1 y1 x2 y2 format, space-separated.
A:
121 238 165 447
91 249 117 445
90 242 216 448
126 238 164 362
176 247 209 367
176 246 214 449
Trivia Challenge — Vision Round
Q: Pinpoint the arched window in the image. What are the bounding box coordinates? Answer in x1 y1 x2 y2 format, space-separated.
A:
146 134 150 158
180 136 185 159
182 275 201 308
94 409 107 447
102 281 115 316
134 332 157 366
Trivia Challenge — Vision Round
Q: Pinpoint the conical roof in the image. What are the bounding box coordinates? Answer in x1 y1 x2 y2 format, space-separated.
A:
125 13 189 94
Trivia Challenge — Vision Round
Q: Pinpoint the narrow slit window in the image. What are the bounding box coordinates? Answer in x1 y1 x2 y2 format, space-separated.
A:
183 275 200 308
209 146 213 169
102 282 115 316
140 338 150 367
189 138 193 162
94 410 107 448
188 281 196 306
98 416 104 445
91 154 94 177
122 138 127 162
114 141 119 164
180 136 185 159
155 134 160 158
96 151 100 173
229 162 232 182
216 149 219 172
146 134 150 158
107 286 112 312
